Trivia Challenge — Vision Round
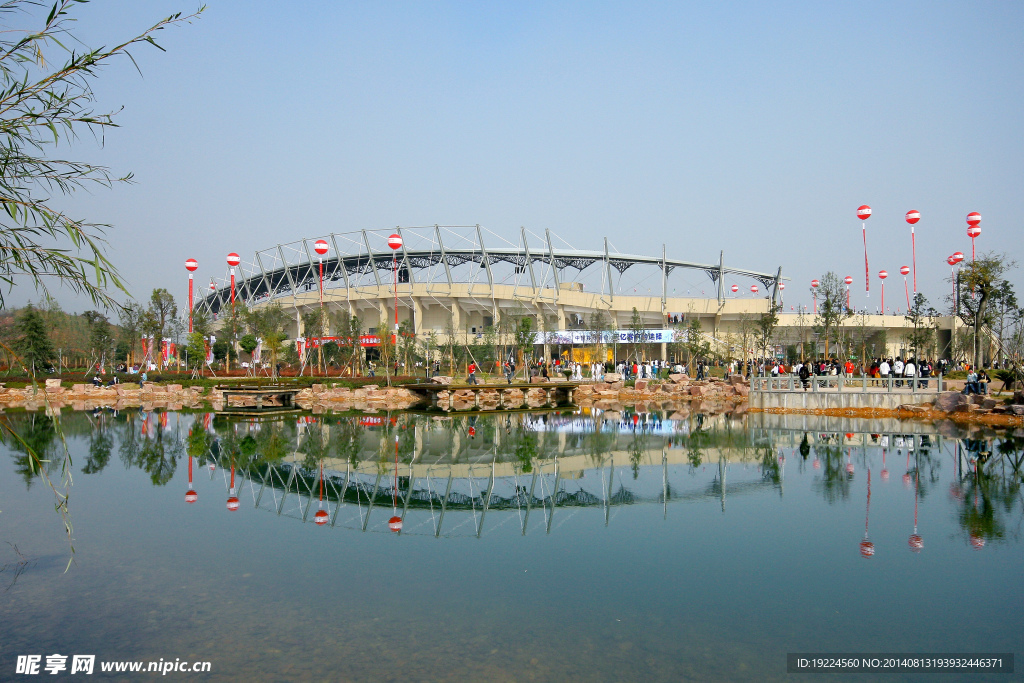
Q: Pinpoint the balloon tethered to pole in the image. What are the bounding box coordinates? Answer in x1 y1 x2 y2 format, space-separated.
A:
905 210 920 293
185 258 198 333
966 212 981 261
857 205 871 296
388 233 403 334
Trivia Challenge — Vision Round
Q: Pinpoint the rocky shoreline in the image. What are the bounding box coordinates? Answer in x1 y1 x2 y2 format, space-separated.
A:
2 377 1022 428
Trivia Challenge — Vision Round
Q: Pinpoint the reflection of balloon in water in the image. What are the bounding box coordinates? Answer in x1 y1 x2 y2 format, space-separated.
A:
812 458 821 470
860 469 874 558
880 449 889 481
902 450 911 488
908 471 922 552
185 455 198 503
314 461 328 526
845 448 854 475
388 516 403 533
226 458 239 511
970 535 985 550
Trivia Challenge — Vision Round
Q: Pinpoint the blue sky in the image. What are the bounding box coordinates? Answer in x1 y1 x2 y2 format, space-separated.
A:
24 0 1024 314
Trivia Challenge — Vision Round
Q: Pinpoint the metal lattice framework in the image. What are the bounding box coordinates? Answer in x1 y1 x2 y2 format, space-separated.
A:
197 225 785 317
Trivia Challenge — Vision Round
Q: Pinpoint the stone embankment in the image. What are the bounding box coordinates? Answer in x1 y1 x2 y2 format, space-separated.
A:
0 380 421 414
754 386 1024 426
893 390 1024 426
573 372 749 417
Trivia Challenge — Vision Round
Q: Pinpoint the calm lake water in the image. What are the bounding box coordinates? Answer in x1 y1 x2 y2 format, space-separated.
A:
1 408 1021 682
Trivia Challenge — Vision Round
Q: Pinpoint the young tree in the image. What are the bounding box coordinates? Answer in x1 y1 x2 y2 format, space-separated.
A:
904 293 938 360
15 305 55 374
376 315 396 386
588 309 612 367
513 316 535 380
0 1 201 309
812 272 852 359
755 304 781 362
118 302 145 367
330 312 362 377
628 307 646 363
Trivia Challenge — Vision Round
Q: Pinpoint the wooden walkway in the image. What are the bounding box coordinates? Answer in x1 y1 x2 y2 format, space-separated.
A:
215 384 302 413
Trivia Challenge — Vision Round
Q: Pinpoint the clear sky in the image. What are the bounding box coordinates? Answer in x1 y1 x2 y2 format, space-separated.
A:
21 0 1024 315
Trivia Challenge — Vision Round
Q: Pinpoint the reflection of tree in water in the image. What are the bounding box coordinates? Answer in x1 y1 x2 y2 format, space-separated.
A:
813 442 850 503
627 425 649 480
759 445 779 484
955 436 1024 544
83 424 112 474
513 427 538 474
137 416 181 486
5 413 59 487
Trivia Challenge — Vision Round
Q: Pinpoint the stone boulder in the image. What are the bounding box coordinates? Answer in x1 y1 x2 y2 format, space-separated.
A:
728 374 748 386
934 391 968 413
634 379 649 392
689 386 705 396
603 373 622 382
669 373 689 384
1011 405 1024 416
430 376 453 385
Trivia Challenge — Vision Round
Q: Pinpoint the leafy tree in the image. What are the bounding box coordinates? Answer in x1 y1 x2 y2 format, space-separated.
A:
83 310 114 368
953 253 1016 369
812 272 852 359
238 334 258 356
684 318 710 370
142 288 177 369
246 302 289 376
14 304 54 374
0 1 200 308
185 331 208 374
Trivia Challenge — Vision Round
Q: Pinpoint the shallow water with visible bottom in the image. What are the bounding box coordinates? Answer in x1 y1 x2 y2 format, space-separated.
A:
1 408 1020 682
